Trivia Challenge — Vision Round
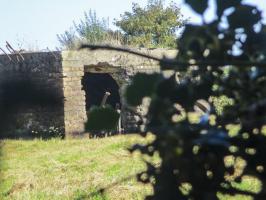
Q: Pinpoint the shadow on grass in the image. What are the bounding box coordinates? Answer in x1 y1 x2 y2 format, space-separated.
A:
73 173 138 200
74 188 107 200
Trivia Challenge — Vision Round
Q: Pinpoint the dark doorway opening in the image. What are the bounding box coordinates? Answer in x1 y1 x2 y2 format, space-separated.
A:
82 73 121 111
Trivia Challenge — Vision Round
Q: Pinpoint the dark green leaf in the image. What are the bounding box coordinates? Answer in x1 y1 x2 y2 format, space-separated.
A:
185 0 208 15
215 0 242 17
125 73 162 106
227 5 262 30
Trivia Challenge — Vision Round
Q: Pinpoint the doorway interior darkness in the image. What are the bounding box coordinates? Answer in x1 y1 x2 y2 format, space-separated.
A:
82 72 121 111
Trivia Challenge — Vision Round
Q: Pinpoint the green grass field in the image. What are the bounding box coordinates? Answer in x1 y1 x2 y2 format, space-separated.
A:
0 135 261 200
0 135 151 200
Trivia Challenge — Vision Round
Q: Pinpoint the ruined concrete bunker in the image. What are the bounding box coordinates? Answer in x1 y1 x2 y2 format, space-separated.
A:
0 49 177 137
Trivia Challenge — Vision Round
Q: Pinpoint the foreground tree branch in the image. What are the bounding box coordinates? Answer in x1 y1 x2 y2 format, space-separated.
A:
80 44 266 69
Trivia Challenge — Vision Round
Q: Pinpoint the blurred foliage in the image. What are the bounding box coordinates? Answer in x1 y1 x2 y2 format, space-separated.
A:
211 95 233 115
125 73 162 106
124 0 266 199
115 0 185 48
81 0 266 199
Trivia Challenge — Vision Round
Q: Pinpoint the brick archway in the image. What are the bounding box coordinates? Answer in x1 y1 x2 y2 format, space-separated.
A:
61 49 177 137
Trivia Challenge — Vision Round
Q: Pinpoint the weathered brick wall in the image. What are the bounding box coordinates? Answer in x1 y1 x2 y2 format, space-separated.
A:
62 49 177 133
0 48 177 137
62 66 87 137
0 52 65 138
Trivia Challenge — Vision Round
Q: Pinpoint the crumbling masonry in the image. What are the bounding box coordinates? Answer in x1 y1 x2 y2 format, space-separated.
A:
0 49 177 137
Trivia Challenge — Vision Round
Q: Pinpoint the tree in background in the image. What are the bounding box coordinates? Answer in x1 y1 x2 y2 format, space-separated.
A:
57 27 77 50
58 1 185 49
73 10 109 45
57 10 125 49
115 0 185 48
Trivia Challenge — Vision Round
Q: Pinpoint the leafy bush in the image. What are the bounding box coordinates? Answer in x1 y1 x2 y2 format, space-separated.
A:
85 105 120 137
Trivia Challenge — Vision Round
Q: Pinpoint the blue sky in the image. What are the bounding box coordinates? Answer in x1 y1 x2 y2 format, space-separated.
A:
0 0 265 50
